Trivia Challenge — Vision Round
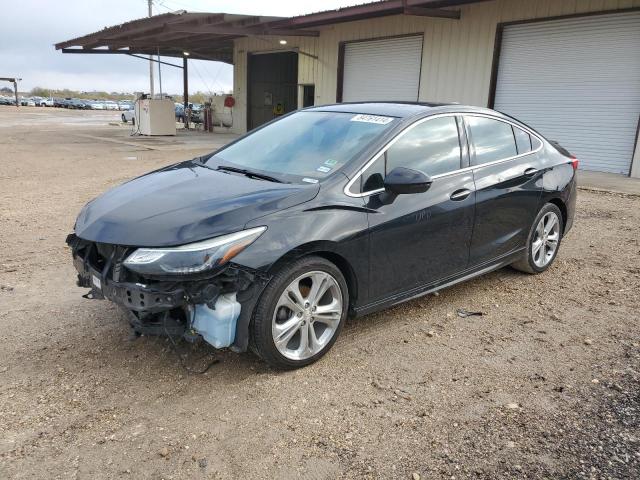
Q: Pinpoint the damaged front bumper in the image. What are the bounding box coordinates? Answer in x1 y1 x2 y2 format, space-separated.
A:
66 234 269 351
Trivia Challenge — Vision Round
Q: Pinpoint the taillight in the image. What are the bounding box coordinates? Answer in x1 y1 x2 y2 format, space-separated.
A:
570 157 579 170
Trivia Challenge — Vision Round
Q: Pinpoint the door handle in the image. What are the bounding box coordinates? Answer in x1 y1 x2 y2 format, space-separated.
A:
450 188 472 201
524 167 539 177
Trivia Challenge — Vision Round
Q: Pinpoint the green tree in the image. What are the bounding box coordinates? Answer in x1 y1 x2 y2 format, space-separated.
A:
30 87 50 97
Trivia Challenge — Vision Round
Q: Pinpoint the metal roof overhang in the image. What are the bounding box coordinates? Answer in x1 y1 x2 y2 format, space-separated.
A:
55 1 488 64
55 12 320 64
274 0 491 27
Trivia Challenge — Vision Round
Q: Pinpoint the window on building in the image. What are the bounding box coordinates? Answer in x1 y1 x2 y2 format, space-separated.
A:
466 116 518 165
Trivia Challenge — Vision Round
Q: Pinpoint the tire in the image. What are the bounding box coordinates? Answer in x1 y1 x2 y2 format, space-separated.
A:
511 203 564 274
251 256 349 369
121 114 127 123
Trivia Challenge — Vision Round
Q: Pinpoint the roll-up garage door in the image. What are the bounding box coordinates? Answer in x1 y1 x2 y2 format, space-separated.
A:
342 35 423 103
493 12 640 174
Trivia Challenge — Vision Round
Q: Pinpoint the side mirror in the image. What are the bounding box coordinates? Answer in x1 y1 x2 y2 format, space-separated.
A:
384 167 432 195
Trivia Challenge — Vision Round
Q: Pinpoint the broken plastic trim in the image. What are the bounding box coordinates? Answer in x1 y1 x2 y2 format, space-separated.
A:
66 233 271 351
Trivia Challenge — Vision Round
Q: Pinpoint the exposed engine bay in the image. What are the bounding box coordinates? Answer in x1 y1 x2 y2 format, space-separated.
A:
66 234 269 351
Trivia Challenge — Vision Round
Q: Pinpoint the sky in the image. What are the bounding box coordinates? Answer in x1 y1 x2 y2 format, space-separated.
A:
0 0 365 95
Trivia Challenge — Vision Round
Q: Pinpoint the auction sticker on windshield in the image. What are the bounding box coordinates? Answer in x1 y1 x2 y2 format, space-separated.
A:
350 114 394 125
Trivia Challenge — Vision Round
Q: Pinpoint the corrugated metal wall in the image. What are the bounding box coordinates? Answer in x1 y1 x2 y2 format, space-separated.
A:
232 0 640 133
493 11 640 174
342 35 424 102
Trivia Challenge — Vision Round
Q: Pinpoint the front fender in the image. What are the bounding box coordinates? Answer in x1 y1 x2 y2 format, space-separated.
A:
230 196 370 352
236 198 369 280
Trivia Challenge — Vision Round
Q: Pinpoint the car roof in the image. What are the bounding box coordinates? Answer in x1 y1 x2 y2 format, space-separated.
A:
307 101 451 118
304 101 506 119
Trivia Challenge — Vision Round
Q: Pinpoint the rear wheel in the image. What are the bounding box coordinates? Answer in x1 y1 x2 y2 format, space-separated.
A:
251 256 348 369
512 203 563 274
121 113 127 123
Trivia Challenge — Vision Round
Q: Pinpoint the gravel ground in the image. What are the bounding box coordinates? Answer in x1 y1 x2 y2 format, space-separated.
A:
0 108 639 479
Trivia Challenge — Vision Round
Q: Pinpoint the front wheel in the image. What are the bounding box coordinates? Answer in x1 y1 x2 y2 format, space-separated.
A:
121 114 127 123
512 203 563 274
251 256 348 369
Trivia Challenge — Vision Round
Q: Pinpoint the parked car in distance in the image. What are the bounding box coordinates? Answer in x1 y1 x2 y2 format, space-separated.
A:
0 96 16 105
121 109 135 124
20 97 36 107
67 102 577 369
89 100 105 110
66 98 82 109
175 103 185 122
182 103 203 124
38 97 54 107
118 101 133 111
103 100 119 110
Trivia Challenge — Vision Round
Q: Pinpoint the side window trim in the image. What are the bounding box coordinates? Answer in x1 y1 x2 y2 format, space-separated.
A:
456 115 471 169
345 112 544 198
510 125 518 154
463 114 544 169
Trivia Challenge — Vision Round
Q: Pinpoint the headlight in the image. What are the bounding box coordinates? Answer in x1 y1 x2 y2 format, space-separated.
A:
123 226 266 275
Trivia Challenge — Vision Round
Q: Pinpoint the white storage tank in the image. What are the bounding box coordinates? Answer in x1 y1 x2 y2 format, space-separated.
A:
135 98 176 136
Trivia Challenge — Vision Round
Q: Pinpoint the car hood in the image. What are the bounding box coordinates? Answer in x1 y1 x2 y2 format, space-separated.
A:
74 161 320 247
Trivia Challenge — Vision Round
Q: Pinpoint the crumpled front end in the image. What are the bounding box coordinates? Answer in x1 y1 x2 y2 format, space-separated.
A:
66 233 268 351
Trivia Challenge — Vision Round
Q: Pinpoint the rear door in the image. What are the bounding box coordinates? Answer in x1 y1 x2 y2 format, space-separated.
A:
465 114 543 266
352 114 475 301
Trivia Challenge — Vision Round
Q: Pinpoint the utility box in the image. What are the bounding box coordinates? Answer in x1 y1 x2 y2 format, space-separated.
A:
135 99 176 136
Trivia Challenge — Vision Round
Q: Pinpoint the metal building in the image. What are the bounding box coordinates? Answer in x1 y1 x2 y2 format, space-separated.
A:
57 0 640 177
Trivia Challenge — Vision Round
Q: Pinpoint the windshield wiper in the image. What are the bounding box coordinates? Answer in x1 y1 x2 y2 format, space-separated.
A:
216 165 284 183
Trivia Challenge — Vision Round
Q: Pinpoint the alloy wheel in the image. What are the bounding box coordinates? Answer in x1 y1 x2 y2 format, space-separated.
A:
532 211 560 268
272 271 343 361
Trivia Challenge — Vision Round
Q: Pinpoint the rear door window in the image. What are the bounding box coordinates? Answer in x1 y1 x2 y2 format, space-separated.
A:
466 116 518 165
513 126 532 154
531 135 542 150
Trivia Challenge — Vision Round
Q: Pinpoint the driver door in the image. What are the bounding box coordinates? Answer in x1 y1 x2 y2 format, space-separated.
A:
358 115 475 302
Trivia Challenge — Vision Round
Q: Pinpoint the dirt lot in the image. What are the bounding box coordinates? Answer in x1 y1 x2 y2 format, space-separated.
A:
0 107 639 479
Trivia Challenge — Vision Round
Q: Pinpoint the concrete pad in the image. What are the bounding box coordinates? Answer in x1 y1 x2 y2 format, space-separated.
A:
75 128 239 152
577 170 640 196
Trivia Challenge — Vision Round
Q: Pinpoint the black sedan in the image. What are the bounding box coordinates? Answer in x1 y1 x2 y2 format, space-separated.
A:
67 102 577 369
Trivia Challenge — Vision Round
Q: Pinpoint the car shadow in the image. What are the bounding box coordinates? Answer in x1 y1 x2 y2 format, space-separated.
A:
53 266 524 384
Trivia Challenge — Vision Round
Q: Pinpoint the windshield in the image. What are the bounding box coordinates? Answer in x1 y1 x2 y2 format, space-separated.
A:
206 111 396 182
